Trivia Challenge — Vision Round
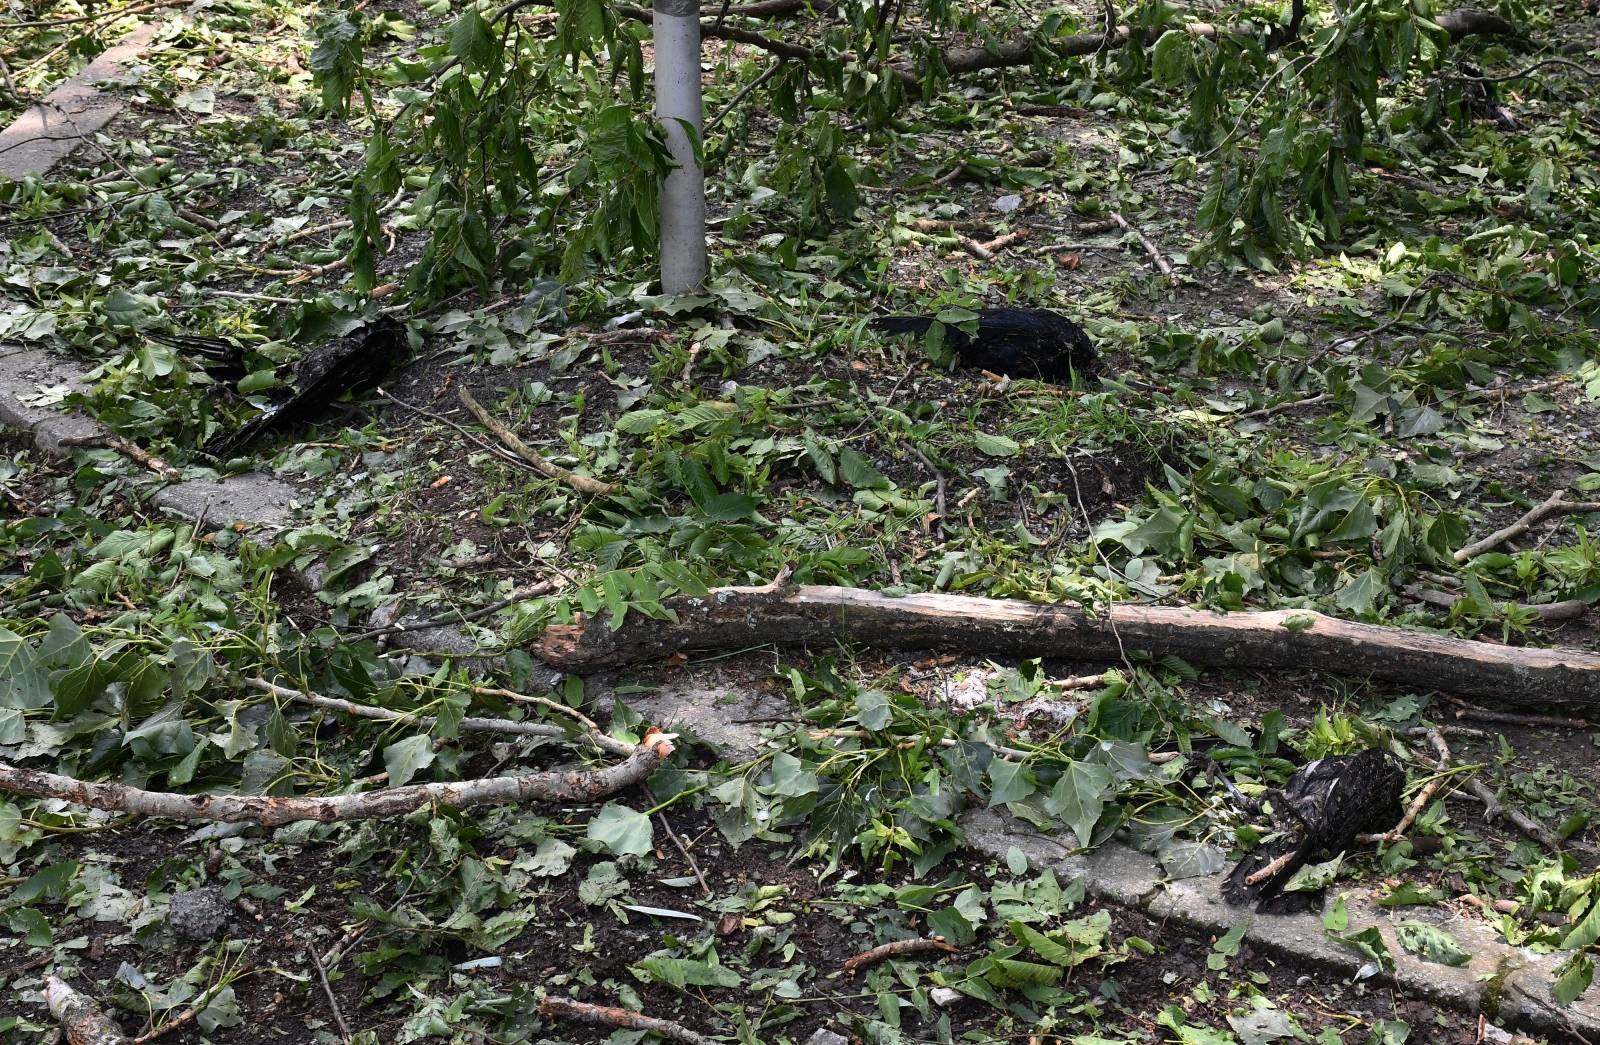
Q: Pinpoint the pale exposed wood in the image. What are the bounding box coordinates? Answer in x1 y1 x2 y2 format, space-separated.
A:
0 734 671 825
1108 210 1173 277
59 433 180 482
533 583 1600 704
45 976 130 1045
538 996 714 1045
842 936 959 974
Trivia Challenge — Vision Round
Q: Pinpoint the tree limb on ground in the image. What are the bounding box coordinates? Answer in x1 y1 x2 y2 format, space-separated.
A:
534 582 1600 704
1454 488 1600 562
0 732 672 825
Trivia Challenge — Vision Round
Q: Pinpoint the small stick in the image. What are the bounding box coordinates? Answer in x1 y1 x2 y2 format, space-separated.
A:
1055 672 1106 691
1230 391 1331 422
309 947 352 1042
908 446 947 522
1364 729 1451 843
537 996 714 1045
657 813 711 897
974 229 1028 254
375 387 538 475
457 388 619 496
957 234 993 261
244 676 635 756
1443 697 1588 730
1242 849 1298 887
1454 488 1596 563
58 434 180 482
1108 210 1173 277
1465 777 1562 851
841 936 958 975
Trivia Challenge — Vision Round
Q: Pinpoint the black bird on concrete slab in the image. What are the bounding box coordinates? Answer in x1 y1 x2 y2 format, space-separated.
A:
870 307 1096 382
1223 748 1404 914
202 317 407 459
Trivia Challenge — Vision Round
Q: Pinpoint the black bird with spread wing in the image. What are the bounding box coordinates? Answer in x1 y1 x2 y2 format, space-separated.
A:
870 307 1095 382
201 317 407 459
1223 749 1403 914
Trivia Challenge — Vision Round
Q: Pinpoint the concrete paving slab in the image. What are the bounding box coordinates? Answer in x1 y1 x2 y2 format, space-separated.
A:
152 474 298 529
0 20 165 180
0 347 105 451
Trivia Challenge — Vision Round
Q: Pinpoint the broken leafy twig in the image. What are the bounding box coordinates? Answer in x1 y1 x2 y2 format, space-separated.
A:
457 387 619 496
0 732 672 824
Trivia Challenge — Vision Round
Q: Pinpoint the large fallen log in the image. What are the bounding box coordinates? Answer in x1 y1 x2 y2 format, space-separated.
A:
534 583 1600 704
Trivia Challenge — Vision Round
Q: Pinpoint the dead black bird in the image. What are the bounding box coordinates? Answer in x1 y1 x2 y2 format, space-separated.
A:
203 317 407 459
870 307 1095 382
149 332 251 385
1223 749 1403 914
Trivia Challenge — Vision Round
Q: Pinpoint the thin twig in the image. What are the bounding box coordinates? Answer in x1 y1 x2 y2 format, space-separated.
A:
1242 848 1298 887
1108 210 1173 277
657 813 711 897
1230 391 1331 422
457 387 620 495
708 57 785 128
58 433 180 482
841 936 958 974
309 947 352 1042
1443 696 1588 730
374 387 539 474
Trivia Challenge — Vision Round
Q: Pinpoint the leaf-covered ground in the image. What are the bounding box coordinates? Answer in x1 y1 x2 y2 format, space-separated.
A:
3 0 1600 1040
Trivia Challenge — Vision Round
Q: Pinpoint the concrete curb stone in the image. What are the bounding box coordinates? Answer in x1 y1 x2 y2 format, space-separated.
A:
0 19 166 180
960 807 1600 1040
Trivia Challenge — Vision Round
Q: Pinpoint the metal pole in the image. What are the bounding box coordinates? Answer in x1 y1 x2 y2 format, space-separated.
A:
652 0 708 293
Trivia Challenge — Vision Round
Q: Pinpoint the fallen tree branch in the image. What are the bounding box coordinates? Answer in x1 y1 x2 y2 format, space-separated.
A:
1364 729 1451 843
58 433 180 482
457 387 619 496
45 976 130 1045
842 936 959 974
1464 775 1561 851
245 677 636 757
533 583 1600 704
1403 585 1588 623
538 996 714 1045
1454 488 1600 562
1442 697 1588 730
0 733 671 825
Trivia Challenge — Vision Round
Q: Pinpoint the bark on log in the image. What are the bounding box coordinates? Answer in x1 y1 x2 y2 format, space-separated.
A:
45 977 130 1045
533 583 1600 704
0 735 671 825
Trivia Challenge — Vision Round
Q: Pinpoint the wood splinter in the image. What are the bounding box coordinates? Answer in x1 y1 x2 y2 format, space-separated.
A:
59 433 181 482
842 935 959 975
538 996 714 1045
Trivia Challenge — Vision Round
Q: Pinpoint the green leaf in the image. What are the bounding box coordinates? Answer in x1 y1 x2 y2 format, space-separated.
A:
1554 954 1594 1005
1207 923 1247 970
1325 893 1349 932
448 10 496 68
1563 895 1600 951
632 956 741 989
987 759 1036 807
586 802 653 857
1377 882 1444 907
1045 760 1114 848
1329 925 1393 973
1394 921 1469 966
0 627 50 710
973 432 1021 457
767 752 819 797
382 734 436 787
854 689 892 730
838 447 888 490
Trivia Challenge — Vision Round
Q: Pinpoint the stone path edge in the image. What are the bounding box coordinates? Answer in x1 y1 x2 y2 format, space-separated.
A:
963 807 1600 1041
